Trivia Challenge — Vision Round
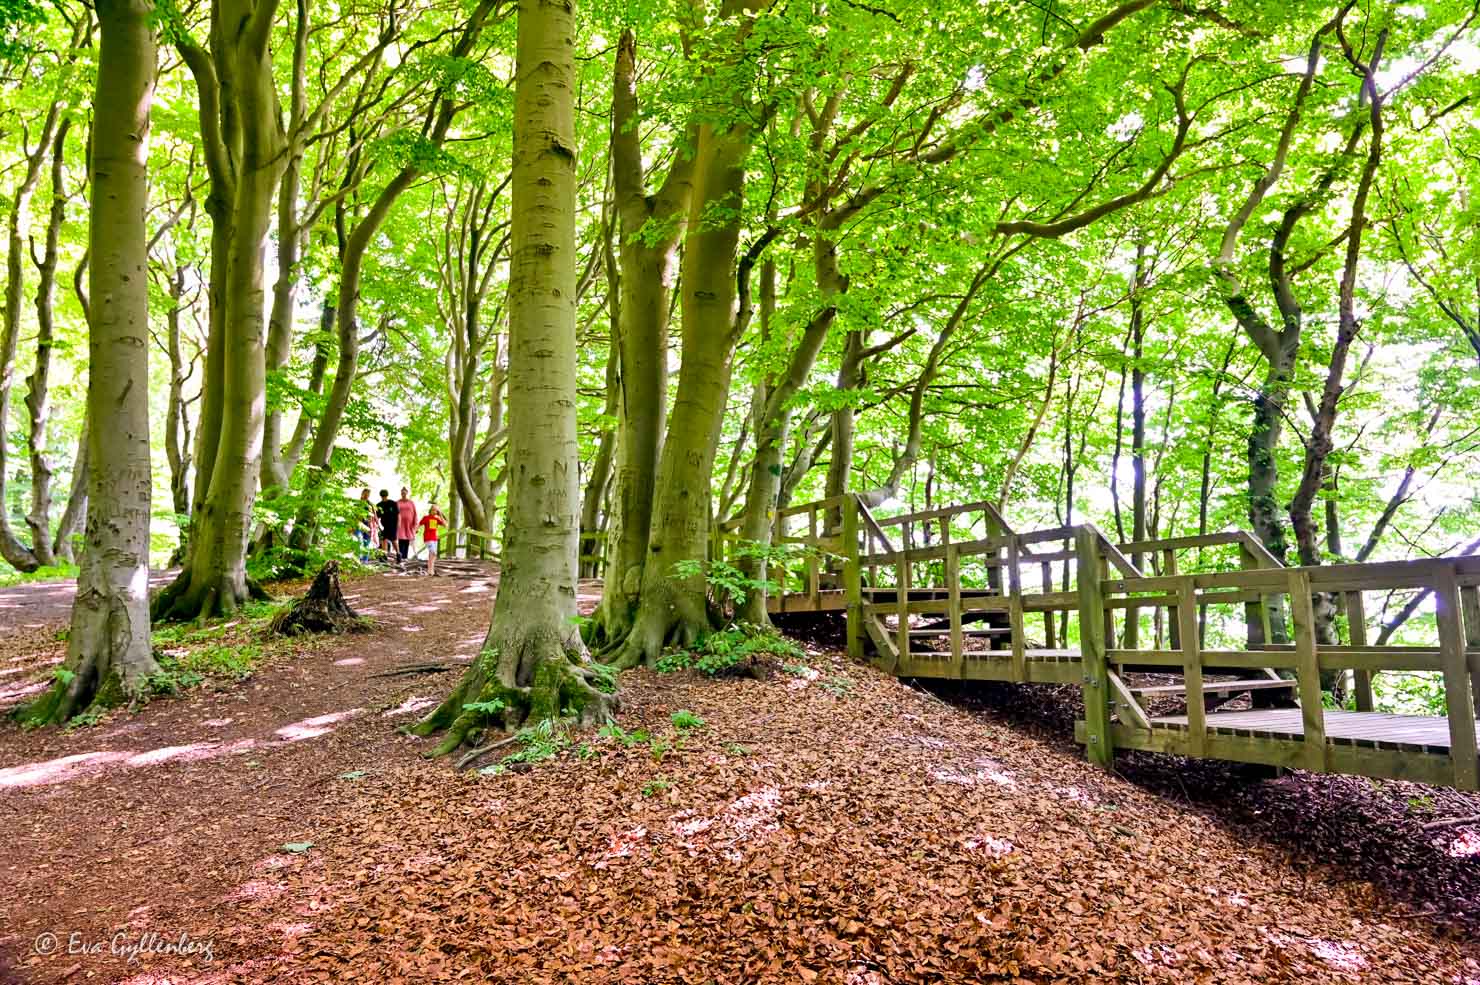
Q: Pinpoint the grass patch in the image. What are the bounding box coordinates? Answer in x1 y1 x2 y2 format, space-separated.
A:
0 562 79 588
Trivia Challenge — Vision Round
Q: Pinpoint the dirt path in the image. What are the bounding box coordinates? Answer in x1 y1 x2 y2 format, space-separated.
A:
0 572 1476 984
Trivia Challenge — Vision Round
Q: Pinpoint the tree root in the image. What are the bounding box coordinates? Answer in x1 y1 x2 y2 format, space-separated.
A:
413 634 619 759
151 565 267 624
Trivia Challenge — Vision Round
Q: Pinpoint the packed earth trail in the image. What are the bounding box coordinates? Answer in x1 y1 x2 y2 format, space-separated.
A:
1 570 1477 984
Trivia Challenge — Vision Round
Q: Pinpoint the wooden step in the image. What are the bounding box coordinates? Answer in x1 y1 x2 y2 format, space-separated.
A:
907 627 1011 636
1131 679 1297 698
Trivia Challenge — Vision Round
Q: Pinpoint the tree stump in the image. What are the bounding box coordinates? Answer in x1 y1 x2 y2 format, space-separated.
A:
271 561 366 636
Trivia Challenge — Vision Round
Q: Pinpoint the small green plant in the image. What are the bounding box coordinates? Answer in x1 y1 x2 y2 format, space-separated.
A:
585 661 619 694
576 743 597 760
598 722 649 747
724 742 750 757
648 737 671 763
63 708 105 731
502 719 568 766
1407 794 1436 814
656 624 805 677
641 777 671 797
820 675 853 697
463 697 508 716
671 709 706 731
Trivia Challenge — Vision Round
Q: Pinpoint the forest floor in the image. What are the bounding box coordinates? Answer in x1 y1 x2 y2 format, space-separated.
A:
1 567 1478 985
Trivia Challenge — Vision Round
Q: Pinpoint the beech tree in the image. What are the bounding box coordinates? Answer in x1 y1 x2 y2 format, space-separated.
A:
25 0 159 723
414 0 615 752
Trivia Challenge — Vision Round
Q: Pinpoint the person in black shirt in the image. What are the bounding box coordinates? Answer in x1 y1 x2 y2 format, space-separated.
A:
375 490 399 563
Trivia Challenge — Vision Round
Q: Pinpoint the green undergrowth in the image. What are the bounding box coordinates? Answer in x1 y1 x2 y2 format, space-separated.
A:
137 599 299 706
655 623 805 677
0 562 79 588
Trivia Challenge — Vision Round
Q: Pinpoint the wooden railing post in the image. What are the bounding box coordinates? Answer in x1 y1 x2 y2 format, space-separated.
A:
1075 526 1113 768
1163 548 1180 650
895 548 911 673
1040 560 1055 648
1462 584 1480 719
1178 579 1205 757
1288 570 1327 772
946 542 963 677
1346 591 1374 712
807 506 821 606
984 511 1003 594
1007 535 1026 681
842 495 862 660
1435 564 1479 790
1240 541 1272 649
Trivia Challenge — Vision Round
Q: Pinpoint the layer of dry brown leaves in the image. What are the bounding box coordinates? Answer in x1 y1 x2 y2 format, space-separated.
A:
2 569 1477 984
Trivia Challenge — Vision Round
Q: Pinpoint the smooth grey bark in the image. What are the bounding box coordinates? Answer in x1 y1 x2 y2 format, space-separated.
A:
415 0 612 755
28 0 160 724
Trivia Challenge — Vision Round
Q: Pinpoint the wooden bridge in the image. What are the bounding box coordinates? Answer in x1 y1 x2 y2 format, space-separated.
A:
716 495 1480 791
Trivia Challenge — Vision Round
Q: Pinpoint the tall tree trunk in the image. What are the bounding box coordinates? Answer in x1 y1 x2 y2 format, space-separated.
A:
163 265 195 521
22 119 72 568
51 416 88 564
607 116 754 668
415 0 612 755
156 0 289 620
591 29 694 643
737 227 838 624
26 0 159 724
0 104 63 572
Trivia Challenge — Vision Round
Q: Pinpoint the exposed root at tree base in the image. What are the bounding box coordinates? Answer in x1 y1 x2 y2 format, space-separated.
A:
412 627 618 759
152 567 271 623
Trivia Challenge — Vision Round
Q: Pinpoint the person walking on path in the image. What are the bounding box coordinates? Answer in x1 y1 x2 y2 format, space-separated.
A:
396 487 418 561
356 488 375 561
418 505 447 576
376 490 399 564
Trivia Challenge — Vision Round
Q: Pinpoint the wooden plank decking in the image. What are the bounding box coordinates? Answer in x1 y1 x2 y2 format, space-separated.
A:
1152 708 1475 754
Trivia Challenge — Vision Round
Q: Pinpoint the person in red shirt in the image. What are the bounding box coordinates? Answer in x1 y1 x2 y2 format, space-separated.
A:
395 487 418 561
418 505 447 576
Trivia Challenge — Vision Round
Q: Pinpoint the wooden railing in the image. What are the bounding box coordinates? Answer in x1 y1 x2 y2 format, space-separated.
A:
1093 553 1480 788
760 495 1480 789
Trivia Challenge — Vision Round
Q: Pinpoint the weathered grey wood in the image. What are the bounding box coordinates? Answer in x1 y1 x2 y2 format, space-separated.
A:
896 552 910 670
842 494 862 660
1131 679 1296 697
946 542 963 678
1178 579 1206 757
1108 672 1152 730
1238 541 1274 649
1346 590 1373 712
1008 536 1026 680
1288 569 1327 772
1463 585 1480 718
1118 531 1245 554
1076 526 1113 767
1436 565 1479 790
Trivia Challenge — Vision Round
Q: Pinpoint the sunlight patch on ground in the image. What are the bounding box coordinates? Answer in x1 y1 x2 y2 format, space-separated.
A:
0 679 47 702
382 695 435 717
960 834 1015 857
332 657 365 666
928 759 1017 789
1447 829 1480 857
669 787 783 862
0 750 131 788
275 709 363 742
0 738 258 789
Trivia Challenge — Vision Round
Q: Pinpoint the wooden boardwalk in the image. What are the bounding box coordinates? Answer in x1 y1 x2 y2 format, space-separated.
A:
731 494 1480 791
